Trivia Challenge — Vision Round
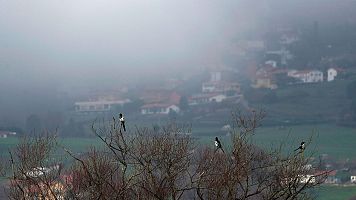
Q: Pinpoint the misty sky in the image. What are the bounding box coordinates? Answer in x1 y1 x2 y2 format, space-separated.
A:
0 0 264 85
0 0 265 125
1 0 355 86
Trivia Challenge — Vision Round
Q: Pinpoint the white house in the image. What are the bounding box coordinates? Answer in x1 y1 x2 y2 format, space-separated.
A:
299 175 316 184
202 82 240 94
141 104 180 115
0 131 16 138
351 176 356 183
209 94 227 102
25 165 60 178
266 47 293 65
287 70 298 77
0 133 7 138
265 60 277 68
75 99 130 112
189 94 227 105
288 70 323 83
327 68 338 82
202 82 217 93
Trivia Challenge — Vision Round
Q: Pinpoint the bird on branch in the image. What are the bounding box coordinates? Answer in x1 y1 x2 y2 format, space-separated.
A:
294 141 305 153
214 137 225 153
119 113 126 131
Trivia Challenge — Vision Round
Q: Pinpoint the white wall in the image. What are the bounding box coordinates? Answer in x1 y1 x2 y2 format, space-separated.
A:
327 68 337 82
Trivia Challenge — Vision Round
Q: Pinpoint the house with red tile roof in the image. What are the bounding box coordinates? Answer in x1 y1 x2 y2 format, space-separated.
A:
251 65 288 89
74 98 130 112
140 90 181 115
0 130 16 138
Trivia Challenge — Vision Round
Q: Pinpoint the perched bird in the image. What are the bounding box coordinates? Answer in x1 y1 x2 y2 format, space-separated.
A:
119 113 126 131
294 141 305 153
214 137 225 153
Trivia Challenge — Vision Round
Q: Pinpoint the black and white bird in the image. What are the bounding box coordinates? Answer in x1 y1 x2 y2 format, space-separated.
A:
294 141 305 153
214 137 224 153
119 113 126 131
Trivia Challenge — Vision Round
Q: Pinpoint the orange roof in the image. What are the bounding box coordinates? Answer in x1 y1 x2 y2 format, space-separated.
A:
314 170 336 176
292 69 322 75
293 70 312 75
140 90 181 105
169 92 181 105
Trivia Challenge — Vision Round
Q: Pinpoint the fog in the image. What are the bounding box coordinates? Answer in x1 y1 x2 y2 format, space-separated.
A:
0 0 260 81
1 0 356 128
2 0 355 82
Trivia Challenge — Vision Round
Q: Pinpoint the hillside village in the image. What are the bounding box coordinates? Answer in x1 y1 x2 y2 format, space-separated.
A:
69 25 356 126
1 22 355 139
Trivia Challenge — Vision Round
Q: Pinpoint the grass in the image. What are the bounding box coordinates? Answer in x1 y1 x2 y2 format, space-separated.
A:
316 185 356 200
0 137 104 156
195 123 356 160
254 124 356 160
0 137 20 156
251 80 352 124
2 123 356 160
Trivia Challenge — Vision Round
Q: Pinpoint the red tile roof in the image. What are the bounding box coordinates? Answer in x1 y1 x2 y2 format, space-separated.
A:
314 170 336 177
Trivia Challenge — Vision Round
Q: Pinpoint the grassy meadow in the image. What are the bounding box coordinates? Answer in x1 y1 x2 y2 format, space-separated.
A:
316 185 356 200
196 123 356 160
1 123 356 160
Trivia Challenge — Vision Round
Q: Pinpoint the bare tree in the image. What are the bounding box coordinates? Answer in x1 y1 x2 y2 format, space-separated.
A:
0 156 5 177
193 110 328 200
131 129 194 200
7 134 63 200
4 111 328 200
64 120 195 200
65 148 130 199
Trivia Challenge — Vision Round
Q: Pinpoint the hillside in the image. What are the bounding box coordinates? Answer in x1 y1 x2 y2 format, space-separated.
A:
247 80 352 125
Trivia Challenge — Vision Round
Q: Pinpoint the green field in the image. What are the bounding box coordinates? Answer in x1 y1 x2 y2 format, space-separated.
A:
255 124 356 160
1 123 356 159
196 123 356 160
247 80 352 125
317 185 356 200
0 137 104 157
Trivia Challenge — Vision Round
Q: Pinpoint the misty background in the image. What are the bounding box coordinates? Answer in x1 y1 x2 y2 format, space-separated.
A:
1 0 356 130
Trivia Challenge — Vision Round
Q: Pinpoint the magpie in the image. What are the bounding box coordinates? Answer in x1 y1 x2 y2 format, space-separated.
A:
214 137 225 153
294 141 305 153
119 113 126 131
